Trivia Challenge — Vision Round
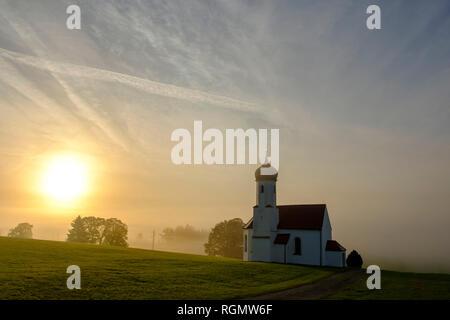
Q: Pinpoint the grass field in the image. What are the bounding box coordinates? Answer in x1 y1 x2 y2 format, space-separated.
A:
0 237 336 299
2 237 449 300
326 269 450 300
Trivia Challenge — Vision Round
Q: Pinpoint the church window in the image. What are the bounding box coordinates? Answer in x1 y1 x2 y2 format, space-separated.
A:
294 237 302 255
261 185 264 193
244 235 248 252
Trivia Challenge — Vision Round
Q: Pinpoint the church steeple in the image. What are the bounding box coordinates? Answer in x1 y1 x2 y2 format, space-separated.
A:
250 164 279 261
255 163 278 207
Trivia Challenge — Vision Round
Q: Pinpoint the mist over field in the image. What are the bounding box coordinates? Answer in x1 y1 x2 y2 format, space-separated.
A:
1 0 450 273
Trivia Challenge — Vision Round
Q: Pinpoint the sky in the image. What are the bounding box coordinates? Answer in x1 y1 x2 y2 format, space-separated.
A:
0 0 449 272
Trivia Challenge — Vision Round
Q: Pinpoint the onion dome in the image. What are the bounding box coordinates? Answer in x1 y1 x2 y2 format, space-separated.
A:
255 163 278 181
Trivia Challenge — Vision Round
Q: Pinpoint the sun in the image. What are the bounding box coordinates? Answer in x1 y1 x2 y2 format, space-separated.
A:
40 155 90 204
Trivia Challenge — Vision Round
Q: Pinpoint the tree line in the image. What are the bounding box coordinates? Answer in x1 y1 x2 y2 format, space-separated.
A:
160 224 209 243
67 216 128 247
158 219 245 259
5 216 129 247
5 217 244 257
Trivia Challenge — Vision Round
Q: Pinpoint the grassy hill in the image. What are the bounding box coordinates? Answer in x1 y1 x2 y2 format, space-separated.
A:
2 237 449 300
0 237 335 299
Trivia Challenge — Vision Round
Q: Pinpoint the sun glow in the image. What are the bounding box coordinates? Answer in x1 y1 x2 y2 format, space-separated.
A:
40 155 90 205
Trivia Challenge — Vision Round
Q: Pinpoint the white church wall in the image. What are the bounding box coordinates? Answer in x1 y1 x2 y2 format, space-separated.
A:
283 229 321 266
325 251 346 267
271 242 286 263
251 237 272 262
243 229 252 261
256 180 276 207
321 209 332 263
252 207 278 237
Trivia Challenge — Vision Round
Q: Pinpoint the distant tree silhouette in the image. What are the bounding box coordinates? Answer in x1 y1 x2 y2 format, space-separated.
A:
67 216 89 243
161 225 208 243
204 218 244 259
66 216 128 247
8 223 33 239
346 250 363 268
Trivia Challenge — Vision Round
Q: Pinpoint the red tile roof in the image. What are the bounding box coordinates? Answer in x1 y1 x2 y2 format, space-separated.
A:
274 233 290 244
243 204 326 230
325 240 346 251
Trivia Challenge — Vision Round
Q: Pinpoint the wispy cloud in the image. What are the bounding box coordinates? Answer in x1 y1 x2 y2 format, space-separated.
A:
0 47 259 113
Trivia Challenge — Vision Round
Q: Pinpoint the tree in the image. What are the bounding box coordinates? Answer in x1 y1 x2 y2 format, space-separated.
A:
161 225 208 243
8 223 33 239
346 250 363 268
83 216 106 244
67 216 89 243
66 216 128 247
204 218 244 258
102 218 128 247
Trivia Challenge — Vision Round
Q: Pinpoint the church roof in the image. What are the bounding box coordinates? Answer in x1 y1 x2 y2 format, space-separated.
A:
325 240 346 251
273 233 290 244
243 204 326 230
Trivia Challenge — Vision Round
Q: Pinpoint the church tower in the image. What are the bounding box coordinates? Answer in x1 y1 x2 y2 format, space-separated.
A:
256 164 277 208
251 163 279 262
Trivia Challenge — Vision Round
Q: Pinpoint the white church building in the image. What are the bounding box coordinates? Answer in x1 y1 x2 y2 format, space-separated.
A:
243 164 346 267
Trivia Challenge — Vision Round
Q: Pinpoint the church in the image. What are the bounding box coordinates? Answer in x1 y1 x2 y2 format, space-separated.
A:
243 164 346 267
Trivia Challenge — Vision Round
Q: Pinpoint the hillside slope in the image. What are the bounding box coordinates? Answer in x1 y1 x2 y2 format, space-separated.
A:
0 237 335 299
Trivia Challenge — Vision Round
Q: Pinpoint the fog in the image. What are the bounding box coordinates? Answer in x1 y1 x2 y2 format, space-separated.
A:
1 0 449 273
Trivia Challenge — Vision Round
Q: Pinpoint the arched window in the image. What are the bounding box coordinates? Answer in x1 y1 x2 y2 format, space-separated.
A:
260 185 264 193
244 235 248 252
294 237 301 255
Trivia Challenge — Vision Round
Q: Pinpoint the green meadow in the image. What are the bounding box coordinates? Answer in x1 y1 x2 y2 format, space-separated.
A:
1 237 449 300
0 237 334 299
326 269 450 300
